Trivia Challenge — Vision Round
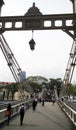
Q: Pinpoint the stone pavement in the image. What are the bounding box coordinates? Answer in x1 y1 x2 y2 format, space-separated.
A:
0 102 76 130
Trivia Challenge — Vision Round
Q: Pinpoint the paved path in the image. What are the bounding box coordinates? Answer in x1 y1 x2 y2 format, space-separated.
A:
0 102 76 130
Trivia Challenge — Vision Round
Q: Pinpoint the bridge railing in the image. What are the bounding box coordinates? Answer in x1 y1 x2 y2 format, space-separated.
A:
58 100 76 126
0 99 33 126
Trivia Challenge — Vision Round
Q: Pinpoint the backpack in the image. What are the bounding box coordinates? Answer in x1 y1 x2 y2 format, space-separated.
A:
20 106 24 114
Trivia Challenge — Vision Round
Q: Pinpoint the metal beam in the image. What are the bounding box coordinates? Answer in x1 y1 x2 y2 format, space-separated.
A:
0 13 75 33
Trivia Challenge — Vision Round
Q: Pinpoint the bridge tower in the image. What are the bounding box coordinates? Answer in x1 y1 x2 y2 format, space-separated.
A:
0 0 26 98
0 1 76 97
64 0 76 85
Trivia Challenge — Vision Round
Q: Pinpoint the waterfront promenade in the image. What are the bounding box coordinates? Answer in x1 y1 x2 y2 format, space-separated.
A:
0 102 76 130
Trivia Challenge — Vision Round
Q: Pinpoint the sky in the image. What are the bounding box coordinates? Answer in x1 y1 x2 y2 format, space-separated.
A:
0 0 75 83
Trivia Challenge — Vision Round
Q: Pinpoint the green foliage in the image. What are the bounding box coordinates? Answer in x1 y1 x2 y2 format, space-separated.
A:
29 81 42 93
67 84 76 96
49 78 62 97
0 83 19 100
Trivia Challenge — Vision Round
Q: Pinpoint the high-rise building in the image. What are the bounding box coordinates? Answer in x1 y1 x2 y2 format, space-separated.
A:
19 71 26 83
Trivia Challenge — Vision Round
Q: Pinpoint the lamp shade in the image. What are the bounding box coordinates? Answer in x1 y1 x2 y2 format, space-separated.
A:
29 38 36 50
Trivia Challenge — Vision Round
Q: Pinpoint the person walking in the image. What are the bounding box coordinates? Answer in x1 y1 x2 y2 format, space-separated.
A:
32 97 38 111
19 104 25 126
42 98 45 106
6 103 11 126
52 97 55 106
32 99 36 111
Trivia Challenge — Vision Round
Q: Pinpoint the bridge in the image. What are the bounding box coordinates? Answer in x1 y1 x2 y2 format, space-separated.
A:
0 0 76 87
0 101 76 130
0 1 76 129
0 100 76 130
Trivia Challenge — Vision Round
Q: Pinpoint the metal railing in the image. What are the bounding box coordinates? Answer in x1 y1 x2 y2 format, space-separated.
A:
0 99 33 126
58 100 76 126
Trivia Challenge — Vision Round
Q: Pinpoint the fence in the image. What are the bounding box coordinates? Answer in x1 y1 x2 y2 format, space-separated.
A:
58 100 76 126
0 99 33 126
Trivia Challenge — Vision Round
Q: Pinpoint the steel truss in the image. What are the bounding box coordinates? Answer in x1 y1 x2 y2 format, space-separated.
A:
64 40 76 84
0 34 25 83
0 13 76 85
1 0 76 100
0 0 76 88
0 34 25 97
0 14 75 39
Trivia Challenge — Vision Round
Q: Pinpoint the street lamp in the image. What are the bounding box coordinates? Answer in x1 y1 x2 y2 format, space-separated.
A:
29 38 36 50
29 30 36 50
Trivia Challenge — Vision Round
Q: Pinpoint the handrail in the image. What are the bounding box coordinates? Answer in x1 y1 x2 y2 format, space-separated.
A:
58 100 76 126
0 99 33 126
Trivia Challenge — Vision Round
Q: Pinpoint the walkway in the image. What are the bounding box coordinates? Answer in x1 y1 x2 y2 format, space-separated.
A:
0 102 76 130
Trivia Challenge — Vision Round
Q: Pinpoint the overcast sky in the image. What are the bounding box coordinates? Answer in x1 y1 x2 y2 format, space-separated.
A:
0 0 75 83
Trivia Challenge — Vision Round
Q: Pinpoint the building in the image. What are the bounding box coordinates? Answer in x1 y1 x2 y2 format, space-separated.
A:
19 71 26 83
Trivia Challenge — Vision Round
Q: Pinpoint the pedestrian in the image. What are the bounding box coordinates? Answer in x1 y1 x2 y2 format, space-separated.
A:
32 97 38 111
42 98 45 106
19 104 25 125
35 97 38 107
52 97 55 106
6 103 11 126
32 99 36 111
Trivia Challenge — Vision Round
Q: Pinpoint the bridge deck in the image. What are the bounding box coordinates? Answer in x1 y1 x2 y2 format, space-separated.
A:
0 102 76 130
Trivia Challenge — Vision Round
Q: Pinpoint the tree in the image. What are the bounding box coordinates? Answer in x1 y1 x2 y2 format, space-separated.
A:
67 84 76 97
6 83 18 100
48 78 62 97
29 81 42 93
